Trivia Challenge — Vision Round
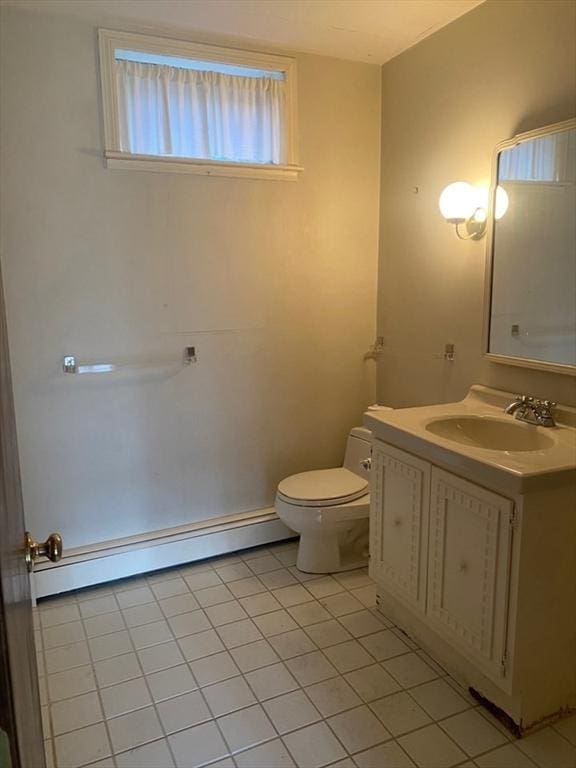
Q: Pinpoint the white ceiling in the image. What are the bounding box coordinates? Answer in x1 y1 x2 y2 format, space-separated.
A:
3 0 484 64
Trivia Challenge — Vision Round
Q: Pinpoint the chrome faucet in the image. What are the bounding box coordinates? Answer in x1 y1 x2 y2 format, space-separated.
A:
504 395 557 427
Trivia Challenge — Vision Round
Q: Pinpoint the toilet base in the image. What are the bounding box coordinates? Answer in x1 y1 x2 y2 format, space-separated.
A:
295 519 369 574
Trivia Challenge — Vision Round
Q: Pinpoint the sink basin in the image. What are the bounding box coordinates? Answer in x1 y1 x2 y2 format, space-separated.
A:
425 416 555 452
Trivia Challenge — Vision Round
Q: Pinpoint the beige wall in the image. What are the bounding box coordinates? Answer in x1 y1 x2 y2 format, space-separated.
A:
0 7 381 547
377 0 576 408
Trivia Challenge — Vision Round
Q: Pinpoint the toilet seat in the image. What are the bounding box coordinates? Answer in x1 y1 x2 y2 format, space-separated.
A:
277 467 368 507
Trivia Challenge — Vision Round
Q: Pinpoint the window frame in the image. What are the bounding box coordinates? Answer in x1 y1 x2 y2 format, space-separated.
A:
98 28 302 180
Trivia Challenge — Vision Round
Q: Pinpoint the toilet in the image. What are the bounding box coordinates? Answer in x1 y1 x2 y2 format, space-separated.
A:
275 424 378 574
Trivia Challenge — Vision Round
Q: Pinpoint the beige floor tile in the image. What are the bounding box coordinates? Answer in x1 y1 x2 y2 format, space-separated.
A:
360 629 411 661
305 676 362 717
553 714 576 747
268 628 317 659
167 609 211 638
42 621 86 650
100 677 152 718
253 609 299 636
239 591 283 616
283 721 346 768
50 691 102 736
245 661 299 700
79 596 119 619
305 577 346 599
320 592 365 617
382 652 439 688
323 639 375 673
169 721 229 768
54 722 111 768
230 639 280 672
263 689 321 734
146 664 197 702
149 577 189 600
350 584 377 607
94 652 142 688
286 651 339 686
476 743 540 767
205 600 248 626
189 650 240 686
217 703 276 752
137 640 185 673
409 678 470 720
272 584 314 608
288 602 332 627
47 665 97 703
370 691 432 736
177 628 225 661
159 593 200 617
215 562 253 582
440 709 508 757
354 741 416 767
398 724 467 768
129 619 173 649
216 618 263 649
246 555 284 575
195 584 235 608
89 630 133 661
157 690 212 733
338 610 389 637
183 570 223 592
116 586 155 610
83 612 126 639
45 640 91 674
344 664 401 702
334 569 374 589
304 619 353 649
258 569 299 590
228 576 267 598
328 704 391 753
107 706 163 753
235 738 296 767
122 602 164 628
203 676 257 717
516 726 576 768
115 738 175 768
41 604 82 628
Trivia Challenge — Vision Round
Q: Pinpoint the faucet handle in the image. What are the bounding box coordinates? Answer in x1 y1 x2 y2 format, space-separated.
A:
542 400 556 409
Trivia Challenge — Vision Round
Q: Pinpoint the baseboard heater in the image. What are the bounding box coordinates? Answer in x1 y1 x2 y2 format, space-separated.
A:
33 508 294 599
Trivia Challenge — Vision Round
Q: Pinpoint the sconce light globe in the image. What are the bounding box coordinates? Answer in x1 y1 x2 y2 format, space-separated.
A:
495 185 509 220
439 182 477 223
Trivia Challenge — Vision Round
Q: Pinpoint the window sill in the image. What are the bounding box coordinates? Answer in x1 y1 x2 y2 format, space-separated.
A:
104 151 303 181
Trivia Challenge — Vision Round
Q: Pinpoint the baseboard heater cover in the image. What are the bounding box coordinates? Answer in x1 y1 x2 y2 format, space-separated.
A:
33 508 294 599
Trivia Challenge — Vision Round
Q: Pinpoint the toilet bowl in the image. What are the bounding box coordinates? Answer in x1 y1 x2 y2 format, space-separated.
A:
275 426 374 573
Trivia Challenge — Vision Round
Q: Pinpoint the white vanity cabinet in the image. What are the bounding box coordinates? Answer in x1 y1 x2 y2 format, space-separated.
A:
370 442 514 683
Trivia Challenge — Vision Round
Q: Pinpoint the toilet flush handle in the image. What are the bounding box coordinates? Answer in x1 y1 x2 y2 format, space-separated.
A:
360 458 372 471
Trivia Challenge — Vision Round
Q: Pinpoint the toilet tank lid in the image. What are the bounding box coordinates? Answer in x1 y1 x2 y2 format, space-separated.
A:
350 426 372 441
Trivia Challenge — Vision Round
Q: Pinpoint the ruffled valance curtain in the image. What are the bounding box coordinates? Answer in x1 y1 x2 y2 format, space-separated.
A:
115 60 286 164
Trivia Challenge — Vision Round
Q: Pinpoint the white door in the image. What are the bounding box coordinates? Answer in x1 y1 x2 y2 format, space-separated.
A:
427 468 513 681
370 442 430 614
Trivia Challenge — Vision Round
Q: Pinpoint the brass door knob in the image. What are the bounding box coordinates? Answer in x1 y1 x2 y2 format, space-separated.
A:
25 532 63 572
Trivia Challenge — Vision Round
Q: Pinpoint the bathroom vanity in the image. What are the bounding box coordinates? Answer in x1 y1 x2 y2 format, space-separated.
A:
364 385 576 734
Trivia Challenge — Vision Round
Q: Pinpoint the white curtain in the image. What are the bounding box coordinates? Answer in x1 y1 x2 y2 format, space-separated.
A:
499 130 575 183
115 60 287 164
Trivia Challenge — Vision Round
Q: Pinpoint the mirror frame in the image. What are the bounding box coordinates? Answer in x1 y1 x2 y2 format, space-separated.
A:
483 117 576 376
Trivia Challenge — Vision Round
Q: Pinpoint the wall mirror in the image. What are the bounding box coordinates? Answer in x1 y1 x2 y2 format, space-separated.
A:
484 118 576 375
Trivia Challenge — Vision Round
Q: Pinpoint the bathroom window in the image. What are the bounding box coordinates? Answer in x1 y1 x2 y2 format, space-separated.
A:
98 29 301 180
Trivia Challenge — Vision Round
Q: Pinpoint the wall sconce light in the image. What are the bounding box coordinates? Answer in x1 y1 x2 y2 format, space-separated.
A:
439 182 509 240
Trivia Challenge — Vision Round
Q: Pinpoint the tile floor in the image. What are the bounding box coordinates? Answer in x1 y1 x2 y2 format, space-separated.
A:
35 541 576 768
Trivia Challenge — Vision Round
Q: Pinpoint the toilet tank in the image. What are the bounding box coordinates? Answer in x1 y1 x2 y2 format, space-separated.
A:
343 427 373 480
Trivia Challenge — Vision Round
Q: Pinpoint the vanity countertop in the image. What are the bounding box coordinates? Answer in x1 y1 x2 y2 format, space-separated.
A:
364 385 576 495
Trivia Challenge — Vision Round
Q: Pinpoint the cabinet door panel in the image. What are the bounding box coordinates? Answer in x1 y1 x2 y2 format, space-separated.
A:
370 442 430 613
427 468 513 679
